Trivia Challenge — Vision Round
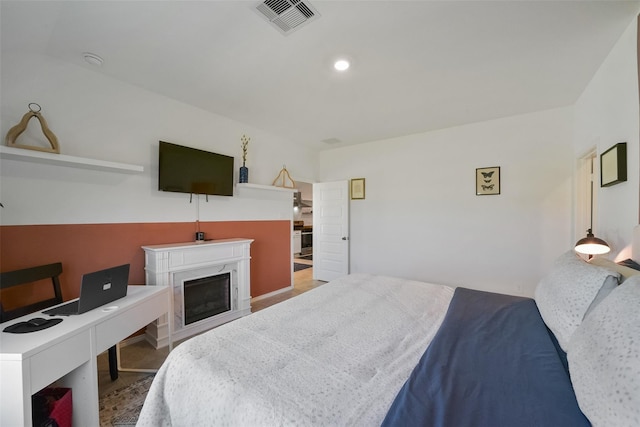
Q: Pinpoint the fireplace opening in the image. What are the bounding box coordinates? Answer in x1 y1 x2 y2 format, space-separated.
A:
183 272 231 326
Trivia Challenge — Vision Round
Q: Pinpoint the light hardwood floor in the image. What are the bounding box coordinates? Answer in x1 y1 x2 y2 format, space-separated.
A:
251 262 318 311
97 265 324 397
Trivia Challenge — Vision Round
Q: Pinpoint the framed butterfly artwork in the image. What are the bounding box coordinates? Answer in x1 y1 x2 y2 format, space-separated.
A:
476 166 500 195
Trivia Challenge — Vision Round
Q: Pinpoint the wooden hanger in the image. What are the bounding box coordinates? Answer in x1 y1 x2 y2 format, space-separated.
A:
272 165 296 188
5 103 60 153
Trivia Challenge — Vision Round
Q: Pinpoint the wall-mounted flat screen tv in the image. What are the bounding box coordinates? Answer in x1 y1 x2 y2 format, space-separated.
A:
158 141 234 196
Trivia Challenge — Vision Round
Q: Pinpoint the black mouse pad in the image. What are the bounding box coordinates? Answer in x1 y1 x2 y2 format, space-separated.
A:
3 318 63 334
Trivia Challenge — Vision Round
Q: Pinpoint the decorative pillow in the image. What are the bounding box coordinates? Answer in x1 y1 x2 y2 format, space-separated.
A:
567 275 640 427
534 250 620 351
589 257 640 282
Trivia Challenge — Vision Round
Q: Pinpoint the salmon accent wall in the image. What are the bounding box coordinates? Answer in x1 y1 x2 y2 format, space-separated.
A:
0 220 291 309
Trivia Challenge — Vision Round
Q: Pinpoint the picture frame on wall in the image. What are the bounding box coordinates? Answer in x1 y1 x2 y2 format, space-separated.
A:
476 167 500 195
350 178 365 200
600 142 627 187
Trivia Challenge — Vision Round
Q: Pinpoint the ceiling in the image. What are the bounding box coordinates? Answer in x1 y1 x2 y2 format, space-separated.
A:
2 1 639 150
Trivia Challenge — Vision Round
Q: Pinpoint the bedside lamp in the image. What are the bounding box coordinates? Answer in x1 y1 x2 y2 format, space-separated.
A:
575 229 610 256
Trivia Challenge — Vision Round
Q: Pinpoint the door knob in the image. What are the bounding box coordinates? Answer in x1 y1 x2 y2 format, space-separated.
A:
342 236 349 240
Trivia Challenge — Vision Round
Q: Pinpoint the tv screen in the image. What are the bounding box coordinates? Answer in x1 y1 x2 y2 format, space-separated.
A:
158 141 234 196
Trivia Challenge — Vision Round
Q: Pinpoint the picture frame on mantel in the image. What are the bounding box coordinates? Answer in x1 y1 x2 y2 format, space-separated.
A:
601 142 627 187
350 178 365 200
476 166 500 195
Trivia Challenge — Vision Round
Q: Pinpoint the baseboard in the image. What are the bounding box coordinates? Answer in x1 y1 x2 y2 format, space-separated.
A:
251 285 293 302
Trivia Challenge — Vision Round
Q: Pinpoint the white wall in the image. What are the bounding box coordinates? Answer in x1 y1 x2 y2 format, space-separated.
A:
2 17 637 295
574 17 639 261
317 16 639 296
0 53 317 225
319 107 575 297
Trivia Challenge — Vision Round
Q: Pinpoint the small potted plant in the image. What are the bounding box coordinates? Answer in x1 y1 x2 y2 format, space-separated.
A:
239 134 250 183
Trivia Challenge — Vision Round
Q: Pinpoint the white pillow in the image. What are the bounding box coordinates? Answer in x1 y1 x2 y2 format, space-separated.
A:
534 250 619 351
583 275 619 319
589 256 640 282
567 275 640 427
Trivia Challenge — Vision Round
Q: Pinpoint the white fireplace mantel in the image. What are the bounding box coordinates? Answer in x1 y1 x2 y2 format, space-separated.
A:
142 238 253 347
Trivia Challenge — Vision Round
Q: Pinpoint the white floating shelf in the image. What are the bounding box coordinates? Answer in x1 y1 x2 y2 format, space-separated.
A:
0 145 144 173
236 183 297 192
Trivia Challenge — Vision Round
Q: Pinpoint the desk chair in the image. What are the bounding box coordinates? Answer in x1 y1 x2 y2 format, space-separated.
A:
1 263 120 380
0 262 64 322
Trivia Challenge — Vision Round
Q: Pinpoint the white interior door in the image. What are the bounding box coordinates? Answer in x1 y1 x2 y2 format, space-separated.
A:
313 181 350 281
576 150 597 241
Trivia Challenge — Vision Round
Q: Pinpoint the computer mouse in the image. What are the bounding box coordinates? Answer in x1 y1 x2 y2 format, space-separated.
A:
27 317 48 326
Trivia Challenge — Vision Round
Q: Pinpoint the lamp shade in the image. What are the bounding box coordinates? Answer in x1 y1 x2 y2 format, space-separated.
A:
575 229 610 255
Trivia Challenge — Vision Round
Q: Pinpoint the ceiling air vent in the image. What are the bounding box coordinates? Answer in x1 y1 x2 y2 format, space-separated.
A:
256 0 320 35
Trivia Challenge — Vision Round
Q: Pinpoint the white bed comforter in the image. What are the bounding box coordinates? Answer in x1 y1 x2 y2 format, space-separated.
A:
137 273 454 426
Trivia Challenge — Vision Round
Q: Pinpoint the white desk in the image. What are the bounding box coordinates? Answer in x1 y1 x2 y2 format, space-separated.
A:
0 285 170 426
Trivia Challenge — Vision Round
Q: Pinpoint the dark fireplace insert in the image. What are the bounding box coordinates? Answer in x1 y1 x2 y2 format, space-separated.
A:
183 272 231 326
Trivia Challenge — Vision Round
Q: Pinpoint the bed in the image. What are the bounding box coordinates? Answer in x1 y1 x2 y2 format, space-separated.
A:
137 228 640 427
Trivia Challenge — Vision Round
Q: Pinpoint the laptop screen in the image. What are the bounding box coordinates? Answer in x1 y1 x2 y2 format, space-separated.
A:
78 264 130 313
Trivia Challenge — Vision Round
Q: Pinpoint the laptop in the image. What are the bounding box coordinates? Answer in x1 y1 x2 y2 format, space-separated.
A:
43 264 130 316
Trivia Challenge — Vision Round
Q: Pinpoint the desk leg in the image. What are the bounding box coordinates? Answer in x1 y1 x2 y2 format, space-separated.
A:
0 359 31 426
57 358 99 426
108 345 118 380
116 291 173 373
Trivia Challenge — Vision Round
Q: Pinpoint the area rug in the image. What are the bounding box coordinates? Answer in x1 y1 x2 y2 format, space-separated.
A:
99 375 154 426
294 263 312 272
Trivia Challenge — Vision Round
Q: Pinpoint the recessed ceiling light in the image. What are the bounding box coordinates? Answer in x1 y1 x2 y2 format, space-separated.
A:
82 52 104 66
334 59 350 72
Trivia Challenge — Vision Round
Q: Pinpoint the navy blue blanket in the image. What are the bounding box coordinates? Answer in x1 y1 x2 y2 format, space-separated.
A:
382 287 590 427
